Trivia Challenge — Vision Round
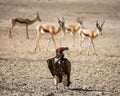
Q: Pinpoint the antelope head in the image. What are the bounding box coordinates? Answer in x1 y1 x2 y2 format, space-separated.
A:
76 17 84 27
96 20 105 35
36 12 41 22
57 17 66 32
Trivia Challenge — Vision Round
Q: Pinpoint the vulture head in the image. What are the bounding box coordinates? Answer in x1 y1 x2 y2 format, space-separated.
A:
56 47 69 57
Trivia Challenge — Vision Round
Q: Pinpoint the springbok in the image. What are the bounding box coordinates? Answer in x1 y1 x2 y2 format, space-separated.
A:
34 17 66 52
9 13 41 39
47 47 71 89
62 17 83 46
78 20 105 56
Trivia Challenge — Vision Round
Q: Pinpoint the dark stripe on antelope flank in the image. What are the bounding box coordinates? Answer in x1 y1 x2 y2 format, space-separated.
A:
82 32 89 37
42 28 50 33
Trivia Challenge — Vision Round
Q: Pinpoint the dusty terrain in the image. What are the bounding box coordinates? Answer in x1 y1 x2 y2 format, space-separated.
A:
0 0 120 96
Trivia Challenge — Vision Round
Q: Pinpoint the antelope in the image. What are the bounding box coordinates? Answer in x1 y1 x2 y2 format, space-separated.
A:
78 20 105 56
47 47 71 89
62 17 83 46
9 13 41 39
34 17 66 52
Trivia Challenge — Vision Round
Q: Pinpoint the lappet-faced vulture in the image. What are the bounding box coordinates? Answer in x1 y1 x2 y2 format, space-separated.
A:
47 47 71 89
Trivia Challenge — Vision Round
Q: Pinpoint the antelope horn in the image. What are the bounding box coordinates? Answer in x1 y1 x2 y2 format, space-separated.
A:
77 17 81 23
78 17 81 21
62 17 65 22
96 20 100 28
101 20 105 28
57 17 60 21
36 12 39 15
76 17 79 22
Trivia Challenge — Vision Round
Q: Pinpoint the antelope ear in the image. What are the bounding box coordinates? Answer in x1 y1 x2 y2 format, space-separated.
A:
76 17 79 22
81 16 84 19
36 12 39 15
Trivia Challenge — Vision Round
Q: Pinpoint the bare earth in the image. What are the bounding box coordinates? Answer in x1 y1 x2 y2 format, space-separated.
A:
0 0 120 96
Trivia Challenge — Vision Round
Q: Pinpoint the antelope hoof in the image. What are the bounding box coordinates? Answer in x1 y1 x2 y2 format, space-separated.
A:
34 48 40 53
79 50 82 55
56 86 58 90
87 52 90 56
41 49 46 52
94 52 97 56
9 36 12 39
27 36 29 39
34 48 37 52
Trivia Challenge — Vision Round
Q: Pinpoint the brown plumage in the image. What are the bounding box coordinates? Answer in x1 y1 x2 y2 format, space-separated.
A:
47 47 71 89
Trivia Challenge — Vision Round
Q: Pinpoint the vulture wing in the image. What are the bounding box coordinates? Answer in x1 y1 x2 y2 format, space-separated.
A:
47 58 55 77
61 58 71 86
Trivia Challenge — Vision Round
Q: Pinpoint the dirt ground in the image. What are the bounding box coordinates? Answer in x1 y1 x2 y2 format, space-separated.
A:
0 0 120 96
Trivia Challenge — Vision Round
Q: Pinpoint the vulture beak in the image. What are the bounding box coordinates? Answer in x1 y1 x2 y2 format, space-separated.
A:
56 47 69 52
64 47 69 51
